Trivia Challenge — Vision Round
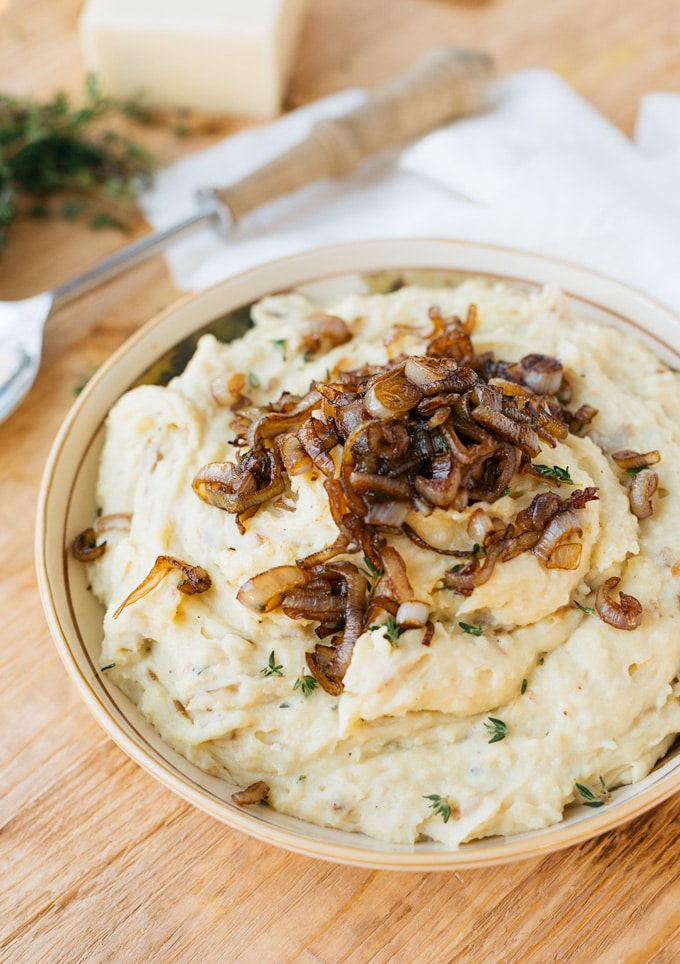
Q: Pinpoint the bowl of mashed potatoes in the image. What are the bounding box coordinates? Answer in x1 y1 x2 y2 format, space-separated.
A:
37 238 680 870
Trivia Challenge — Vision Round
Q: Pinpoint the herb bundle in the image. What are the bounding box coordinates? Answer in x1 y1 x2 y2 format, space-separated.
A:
0 74 156 248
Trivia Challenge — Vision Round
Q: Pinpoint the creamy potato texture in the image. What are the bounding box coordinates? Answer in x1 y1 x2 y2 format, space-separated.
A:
87 281 680 846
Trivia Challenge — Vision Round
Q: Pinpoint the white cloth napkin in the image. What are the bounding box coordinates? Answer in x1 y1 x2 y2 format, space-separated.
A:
141 68 680 314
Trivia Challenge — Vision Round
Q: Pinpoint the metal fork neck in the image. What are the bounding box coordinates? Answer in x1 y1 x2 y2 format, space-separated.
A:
51 205 225 311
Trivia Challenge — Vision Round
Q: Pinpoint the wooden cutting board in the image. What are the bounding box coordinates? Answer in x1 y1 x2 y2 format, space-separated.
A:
2 0 680 960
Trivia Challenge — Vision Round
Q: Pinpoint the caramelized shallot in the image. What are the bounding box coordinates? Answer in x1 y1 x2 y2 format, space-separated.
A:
628 469 658 520
532 509 583 570
301 313 351 357
71 527 107 562
364 370 422 418
518 353 563 395
192 445 284 516
595 577 642 631
237 565 310 613
277 434 313 476
231 781 270 806
611 449 661 471
396 600 430 628
113 556 211 619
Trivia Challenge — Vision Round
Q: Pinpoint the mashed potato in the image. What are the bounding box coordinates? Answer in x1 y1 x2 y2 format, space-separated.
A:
83 280 680 846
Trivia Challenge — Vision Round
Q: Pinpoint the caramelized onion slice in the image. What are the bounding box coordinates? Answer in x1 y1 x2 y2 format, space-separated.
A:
193 446 284 514
532 509 583 570
595 577 642 631
247 390 322 446
231 781 270 806
349 471 413 501
570 403 598 434
401 522 474 557
470 402 541 457
277 434 313 476
297 416 338 477
466 508 496 544
396 600 430 628
305 649 343 697
443 536 506 595
379 546 415 604
95 513 132 535
364 371 422 418
518 353 563 395
628 469 658 520
282 581 346 622
364 500 411 528
404 354 457 389
72 527 107 562
237 565 310 613
611 449 661 471
301 313 351 357
113 556 211 619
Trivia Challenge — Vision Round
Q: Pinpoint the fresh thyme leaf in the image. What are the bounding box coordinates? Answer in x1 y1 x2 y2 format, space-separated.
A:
293 673 317 696
484 717 507 743
500 486 511 497
521 678 528 695
627 466 645 476
261 650 283 677
459 621 483 636
424 793 452 823
573 600 596 615
247 371 260 388
100 663 116 672
533 464 575 484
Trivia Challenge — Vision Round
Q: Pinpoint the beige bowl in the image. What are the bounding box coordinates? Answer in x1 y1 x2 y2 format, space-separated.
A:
36 238 680 870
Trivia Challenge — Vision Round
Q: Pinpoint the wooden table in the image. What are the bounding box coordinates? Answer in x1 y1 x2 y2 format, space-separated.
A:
2 1 679 960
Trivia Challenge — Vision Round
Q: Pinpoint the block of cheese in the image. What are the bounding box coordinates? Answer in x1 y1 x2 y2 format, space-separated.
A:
78 0 311 118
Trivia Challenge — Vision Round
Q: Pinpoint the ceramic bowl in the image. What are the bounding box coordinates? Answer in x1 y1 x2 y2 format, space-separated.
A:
36 238 680 870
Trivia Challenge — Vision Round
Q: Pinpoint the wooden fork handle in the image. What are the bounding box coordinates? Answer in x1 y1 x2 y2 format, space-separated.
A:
212 46 493 224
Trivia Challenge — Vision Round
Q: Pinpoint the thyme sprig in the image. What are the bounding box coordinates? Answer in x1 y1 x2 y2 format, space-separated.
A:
575 776 611 808
261 650 283 677
359 556 383 596
484 717 508 743
293 673 318 696
0 73 157 247
533 464 575 484
368 614 403 646
424 793 453 823
459 621 483 636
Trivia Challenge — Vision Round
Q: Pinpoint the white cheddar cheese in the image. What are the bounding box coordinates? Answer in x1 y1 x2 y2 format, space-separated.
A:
78 0 311 118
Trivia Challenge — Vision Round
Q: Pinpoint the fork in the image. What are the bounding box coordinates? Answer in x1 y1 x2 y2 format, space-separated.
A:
0 46 492 423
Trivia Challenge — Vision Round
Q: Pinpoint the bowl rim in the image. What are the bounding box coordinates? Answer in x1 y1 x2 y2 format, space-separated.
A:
36 237 680 871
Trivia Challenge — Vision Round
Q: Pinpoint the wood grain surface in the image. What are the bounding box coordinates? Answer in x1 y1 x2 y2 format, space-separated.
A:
2 1 680 961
